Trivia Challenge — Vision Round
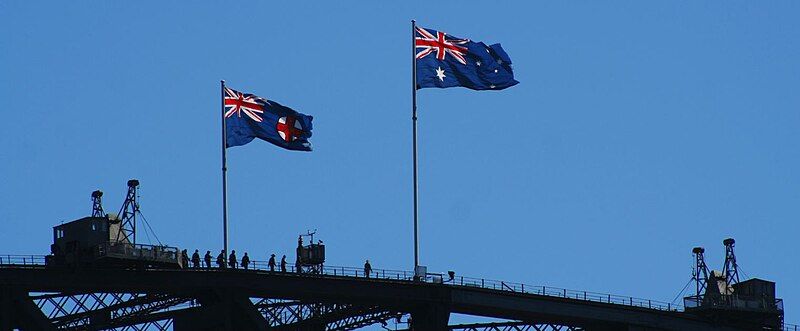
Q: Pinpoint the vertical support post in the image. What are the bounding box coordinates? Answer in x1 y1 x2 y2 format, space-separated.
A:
221 80 229 258
411 304 449 330
132 184 136 244
411 19 420 275
0 287 12 331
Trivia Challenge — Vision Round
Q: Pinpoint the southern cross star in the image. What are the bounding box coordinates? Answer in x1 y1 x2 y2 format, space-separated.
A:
435 66 446 81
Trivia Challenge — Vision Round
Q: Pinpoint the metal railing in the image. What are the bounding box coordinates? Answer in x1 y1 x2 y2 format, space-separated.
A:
785 324 799 331
433 274 679 311
223 260 415 280
684 295 784 312
97 242 179 264
0 254 46 266
205 259 681 312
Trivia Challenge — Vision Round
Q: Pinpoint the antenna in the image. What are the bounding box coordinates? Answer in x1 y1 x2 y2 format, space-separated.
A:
91 190 104 217
299 229 317 245
722 238 740 286
692 247 709 296
307 229 316 243
116 179 140 244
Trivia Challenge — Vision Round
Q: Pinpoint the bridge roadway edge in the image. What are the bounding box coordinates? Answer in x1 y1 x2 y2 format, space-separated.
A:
0 267 742 331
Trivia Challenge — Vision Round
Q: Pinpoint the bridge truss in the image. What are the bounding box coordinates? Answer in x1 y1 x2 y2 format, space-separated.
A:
0 259 775 330
4 289 588 330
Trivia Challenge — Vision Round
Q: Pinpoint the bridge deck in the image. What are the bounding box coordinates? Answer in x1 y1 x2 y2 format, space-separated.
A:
0 257 741 330
0 254 677 311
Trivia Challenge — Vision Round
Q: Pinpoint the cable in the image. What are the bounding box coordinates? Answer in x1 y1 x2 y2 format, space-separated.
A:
137 211 163 246
141 219 152 244
671 276 695 305
133 189 164 246
737 264 751 280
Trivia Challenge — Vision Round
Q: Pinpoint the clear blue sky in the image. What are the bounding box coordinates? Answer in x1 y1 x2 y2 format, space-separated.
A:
2 1 799 325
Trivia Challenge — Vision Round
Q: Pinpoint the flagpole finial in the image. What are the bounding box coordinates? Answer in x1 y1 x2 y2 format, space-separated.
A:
411 19 416 24
221 79 225 83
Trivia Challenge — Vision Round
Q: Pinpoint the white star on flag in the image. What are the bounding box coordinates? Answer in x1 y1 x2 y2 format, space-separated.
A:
435 67 446 81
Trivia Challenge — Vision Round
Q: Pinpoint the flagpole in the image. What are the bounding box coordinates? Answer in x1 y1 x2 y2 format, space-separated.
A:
221 80 229 259
411 20 420 275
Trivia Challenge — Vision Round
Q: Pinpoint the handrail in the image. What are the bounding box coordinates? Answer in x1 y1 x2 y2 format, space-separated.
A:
0 254 47 266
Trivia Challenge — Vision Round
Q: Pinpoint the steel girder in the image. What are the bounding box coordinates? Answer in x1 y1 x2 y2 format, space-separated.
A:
325 309 402 330
251 298 402 330
20 292 403 330
448 322 585 331
31 292 191 330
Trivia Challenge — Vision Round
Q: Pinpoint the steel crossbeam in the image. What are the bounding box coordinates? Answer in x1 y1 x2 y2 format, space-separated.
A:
448 322 585 331
31 292 190 330
251 298 402 330
326 309 403 330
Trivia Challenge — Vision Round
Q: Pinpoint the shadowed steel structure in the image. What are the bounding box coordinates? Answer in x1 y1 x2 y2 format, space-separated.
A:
0 257 783 330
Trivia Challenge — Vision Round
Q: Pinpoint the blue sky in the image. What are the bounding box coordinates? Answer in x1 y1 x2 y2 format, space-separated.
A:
1 1 799 326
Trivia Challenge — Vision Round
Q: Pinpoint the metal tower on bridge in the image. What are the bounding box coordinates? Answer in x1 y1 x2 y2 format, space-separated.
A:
684 238 783 330
692 247 709 297
115 179 139 244
722 238 740 288
90 190 104 218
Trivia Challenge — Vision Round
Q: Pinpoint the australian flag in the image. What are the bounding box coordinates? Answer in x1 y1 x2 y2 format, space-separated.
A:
415 26 518 90
224 87 313 151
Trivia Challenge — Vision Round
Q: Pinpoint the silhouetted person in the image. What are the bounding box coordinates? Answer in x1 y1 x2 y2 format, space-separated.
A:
364 260 372 278
181 249 189 269
191 249 200 269
229 250 237 269
204 250 212 269
216 250 226 269
280 255 287 272
268 254 276 272
241 252 250 270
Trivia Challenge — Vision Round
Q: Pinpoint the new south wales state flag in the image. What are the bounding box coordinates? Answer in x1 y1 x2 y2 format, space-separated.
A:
223 87 313 151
